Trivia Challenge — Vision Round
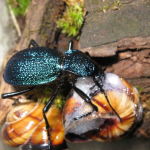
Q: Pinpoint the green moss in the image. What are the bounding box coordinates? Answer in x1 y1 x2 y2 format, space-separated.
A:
56 2 84 37
7 0 31 17
112 0 122 8
103 5 110 10
101 0 122 11
135 86 145 93
34 86 66 110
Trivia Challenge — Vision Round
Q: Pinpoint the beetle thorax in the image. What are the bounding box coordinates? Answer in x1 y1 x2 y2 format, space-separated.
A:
63 49 96 77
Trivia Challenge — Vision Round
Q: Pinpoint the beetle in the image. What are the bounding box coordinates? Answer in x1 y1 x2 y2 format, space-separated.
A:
1 40 121 149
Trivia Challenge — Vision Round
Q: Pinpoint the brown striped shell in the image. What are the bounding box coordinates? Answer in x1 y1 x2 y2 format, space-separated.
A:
1 101 67 150
63 73 143 142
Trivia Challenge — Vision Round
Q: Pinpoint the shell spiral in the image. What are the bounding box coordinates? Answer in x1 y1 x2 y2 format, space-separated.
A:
63 73 143 142
1 102 67 150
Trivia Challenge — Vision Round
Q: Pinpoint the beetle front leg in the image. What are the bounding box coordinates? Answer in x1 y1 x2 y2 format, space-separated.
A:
42 83 63 149
94 78 122 122
71 83 98 120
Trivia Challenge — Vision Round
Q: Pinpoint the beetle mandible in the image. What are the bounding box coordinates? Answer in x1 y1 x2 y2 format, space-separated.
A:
1 40 121 149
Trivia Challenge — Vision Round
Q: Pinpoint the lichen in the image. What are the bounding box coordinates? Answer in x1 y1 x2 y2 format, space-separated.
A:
100 0 122 12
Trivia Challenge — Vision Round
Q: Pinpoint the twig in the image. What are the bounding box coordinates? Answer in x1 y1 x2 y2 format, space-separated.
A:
8 5 22 37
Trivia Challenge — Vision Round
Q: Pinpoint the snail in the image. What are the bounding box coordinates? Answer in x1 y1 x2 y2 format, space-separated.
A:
1 101 67 150
1 73 143 149
63 73 143 142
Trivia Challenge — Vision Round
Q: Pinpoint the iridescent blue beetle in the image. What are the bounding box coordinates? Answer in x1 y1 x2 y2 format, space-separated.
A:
1 40 121 149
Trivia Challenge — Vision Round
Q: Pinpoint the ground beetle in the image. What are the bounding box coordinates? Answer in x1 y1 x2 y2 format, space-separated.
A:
1 40 121 149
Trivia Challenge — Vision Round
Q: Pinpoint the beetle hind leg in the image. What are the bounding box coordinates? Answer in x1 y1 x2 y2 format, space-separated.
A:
74 109 95 120
28 39 39 48
94 79 122 122
42 83 63 149
1 86 35 99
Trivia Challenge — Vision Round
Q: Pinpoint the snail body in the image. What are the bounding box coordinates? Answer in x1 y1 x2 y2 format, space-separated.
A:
63 73 143 142
1 101 66 150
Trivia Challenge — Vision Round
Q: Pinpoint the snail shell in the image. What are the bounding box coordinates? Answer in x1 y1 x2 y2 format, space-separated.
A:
1 101 67 150
63 73 143 142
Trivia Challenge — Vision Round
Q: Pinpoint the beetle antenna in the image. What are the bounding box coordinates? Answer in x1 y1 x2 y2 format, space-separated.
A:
68 40 73 50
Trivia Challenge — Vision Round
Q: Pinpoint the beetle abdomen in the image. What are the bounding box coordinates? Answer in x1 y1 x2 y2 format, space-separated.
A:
63 49 95 76
3 47 63 85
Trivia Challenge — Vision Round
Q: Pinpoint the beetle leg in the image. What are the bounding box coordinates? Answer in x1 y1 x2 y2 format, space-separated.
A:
94 79 122 122
1 86 35 99
84 52 90 57
28 39 39 48
89 89 99 97
42 83 63 150
71 84 98 120
89 83 96 90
